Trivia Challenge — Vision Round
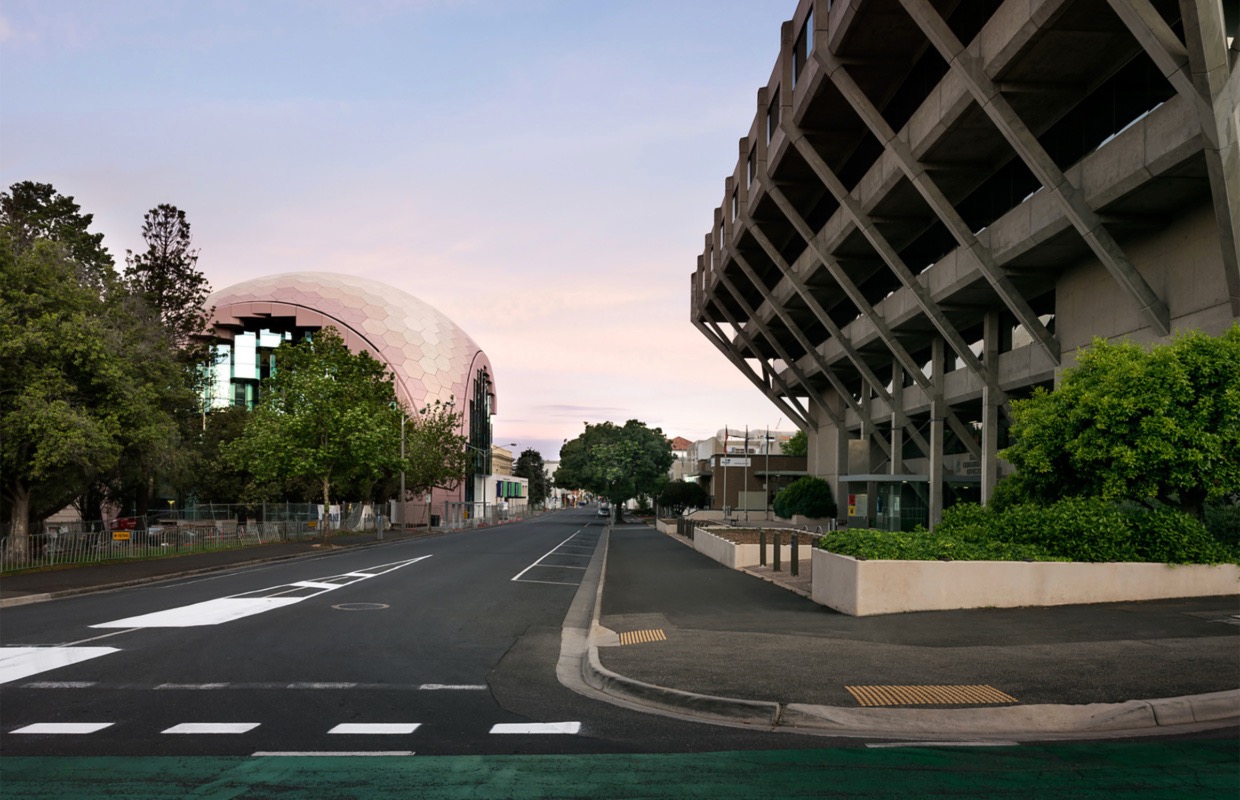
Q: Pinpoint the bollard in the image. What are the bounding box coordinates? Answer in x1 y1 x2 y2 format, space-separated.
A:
760 530 767 566
773 531 781 572
791 533 798 576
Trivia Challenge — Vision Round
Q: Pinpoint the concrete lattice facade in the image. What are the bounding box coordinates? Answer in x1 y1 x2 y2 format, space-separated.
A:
693 0 1239 528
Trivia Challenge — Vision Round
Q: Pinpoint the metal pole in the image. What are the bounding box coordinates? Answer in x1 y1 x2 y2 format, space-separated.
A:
773 531 781 572
399 415 406 529
791 533 799 577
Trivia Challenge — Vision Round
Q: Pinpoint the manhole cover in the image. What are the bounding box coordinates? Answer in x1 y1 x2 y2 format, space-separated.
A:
332 602 389 611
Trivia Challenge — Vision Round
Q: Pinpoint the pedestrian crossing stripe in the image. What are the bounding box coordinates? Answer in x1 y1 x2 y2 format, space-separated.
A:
845 685 1017 707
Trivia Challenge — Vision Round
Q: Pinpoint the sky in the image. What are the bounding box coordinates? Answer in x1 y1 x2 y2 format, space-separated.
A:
0 0 799 460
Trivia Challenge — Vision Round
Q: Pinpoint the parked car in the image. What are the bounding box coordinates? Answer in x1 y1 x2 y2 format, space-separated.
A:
597 504 610 517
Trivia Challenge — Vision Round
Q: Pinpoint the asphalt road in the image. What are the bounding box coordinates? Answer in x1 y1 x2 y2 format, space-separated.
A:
0 508 846 757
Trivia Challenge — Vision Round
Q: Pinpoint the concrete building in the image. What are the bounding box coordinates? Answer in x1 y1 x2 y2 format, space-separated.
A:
692 0 1239 530
204 272 499 524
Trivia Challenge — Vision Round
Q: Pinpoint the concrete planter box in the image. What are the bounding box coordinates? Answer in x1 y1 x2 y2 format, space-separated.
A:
811 549 1240 616
694 528 798 570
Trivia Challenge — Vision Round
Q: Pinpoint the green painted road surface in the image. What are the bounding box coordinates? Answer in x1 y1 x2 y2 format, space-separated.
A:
3 742 1237 799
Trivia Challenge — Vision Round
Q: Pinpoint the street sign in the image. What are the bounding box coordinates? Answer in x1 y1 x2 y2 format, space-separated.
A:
720 457 751 467
111 531 131 541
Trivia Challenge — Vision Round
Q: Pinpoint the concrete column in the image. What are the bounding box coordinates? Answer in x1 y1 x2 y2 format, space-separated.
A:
981 311 1001 504
929 337 945 529
890 362 904 476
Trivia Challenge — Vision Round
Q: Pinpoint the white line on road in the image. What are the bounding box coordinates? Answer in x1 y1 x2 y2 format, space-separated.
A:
511 533 586 582
12 723 114 734
20 681 97 689
490 722 581 734
0 647 120 686
252 751 415 757
156 683 230 690
287 682 358 689
418 684 487 691
512 579 579 587
328 723 421 734
90 555 432 629
163 722 261 734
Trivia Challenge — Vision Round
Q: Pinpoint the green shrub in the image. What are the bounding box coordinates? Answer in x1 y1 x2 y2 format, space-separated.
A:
773 476 837 519
994 497 1138 562
1123 505 1235 564
817 527 1059 562
1204 503 1240 550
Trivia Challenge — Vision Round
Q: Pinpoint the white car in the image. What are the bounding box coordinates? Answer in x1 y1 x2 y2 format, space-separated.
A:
597 504 610 517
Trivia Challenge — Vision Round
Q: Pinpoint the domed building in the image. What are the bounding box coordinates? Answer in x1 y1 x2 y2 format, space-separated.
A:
203 272 498 519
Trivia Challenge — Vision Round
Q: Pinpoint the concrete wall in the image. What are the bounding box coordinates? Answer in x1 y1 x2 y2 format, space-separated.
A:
812 549 1240 616
695 528 798 570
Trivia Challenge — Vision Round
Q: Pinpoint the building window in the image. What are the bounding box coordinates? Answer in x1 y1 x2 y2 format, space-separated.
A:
793 10 812 87
747 146 755 188
766 87 780 143
730 192 737 221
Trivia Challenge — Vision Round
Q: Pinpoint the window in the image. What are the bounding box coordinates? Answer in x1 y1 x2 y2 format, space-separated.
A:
747 146 755 188
766 88 780 143
730 192 737 221
793 10 813 87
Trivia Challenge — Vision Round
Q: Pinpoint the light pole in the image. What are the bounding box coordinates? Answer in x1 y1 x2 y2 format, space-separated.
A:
399 414 405 528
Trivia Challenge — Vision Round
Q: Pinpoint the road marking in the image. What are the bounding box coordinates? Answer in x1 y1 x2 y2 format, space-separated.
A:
866 741 1020 748
163 722 260 734
252 751 414 757
846 685 1017 707
287 682 357 689
20 681 97 689
328 723 421 734
490 722 581 734
90 555 431 629
419 684 487 691
512 579 579 587
511 533 590 582
0 647 120 686
157 683 229 690
618 629 667 645
12 723 114 734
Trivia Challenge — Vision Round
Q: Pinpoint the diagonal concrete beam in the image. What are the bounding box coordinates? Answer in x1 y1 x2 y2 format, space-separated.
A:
780 120 996 386
813 48 1060 366
730 250 931 458
717 271 892 459
900 0 1172 336
694 315 813 431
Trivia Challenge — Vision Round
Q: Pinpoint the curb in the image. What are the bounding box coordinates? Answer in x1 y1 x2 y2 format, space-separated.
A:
576 524 1240 738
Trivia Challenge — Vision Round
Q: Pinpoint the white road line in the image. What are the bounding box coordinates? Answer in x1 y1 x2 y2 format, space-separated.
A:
418 684 487 691
163 722 261 734
512 579 579 587
865 741 1020 748
328 723 420 735
252 751 414 757
490 722 581 735
511 533 589 582
60 628 141 647
0 647 120 686
12 723 114 734
287 682 357 689
156 683 229 690
343 573 377 578
90 555 431 629
20 681 97 689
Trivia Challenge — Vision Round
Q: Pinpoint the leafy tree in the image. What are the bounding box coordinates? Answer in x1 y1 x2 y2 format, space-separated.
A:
123 204 212 349
657 480 709 515
773 476 837 519
782 429 807 457
555 420 674 522
224 327 459 539
513 448 550 508
0 181 114 290
188 406 253 503
1002 327 1240 518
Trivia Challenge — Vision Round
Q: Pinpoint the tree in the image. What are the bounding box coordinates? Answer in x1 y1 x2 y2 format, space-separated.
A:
782 429 807 457
773 476 837 519
513 448 550 508
657 481 709 515
123 204 212 349
0 181 114 290
555 420 674 522
401 400 469 500
1002 327 1240 517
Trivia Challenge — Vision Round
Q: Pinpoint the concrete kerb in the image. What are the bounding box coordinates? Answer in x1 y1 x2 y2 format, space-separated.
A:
569 519 1240 738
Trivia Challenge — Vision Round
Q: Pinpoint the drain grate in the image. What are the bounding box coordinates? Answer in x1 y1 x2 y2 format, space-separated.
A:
845 685 1017 707
618 629 667 646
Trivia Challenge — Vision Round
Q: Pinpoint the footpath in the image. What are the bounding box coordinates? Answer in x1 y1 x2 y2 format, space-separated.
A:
3 516 1238 739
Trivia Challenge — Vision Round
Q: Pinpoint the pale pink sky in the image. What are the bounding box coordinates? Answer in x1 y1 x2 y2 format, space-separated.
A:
0 0 799 458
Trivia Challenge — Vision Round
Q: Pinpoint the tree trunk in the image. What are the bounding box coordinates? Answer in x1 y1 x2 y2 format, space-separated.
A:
4 483 31 563
321 477 332 542
613 499 624 523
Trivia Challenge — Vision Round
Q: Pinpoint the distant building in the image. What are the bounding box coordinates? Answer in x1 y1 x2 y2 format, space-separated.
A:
692 0 1239 530
203 272 500 523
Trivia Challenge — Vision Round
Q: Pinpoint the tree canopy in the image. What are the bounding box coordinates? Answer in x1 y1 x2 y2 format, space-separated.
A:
124 203 212 349
657 480 709 515
782 429 807 457
513 448 550 508
1001 327 1240 517
554 420 673 520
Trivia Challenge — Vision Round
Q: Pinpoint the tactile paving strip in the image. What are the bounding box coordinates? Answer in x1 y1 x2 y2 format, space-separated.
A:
845 685 1017 707
618 629 667 646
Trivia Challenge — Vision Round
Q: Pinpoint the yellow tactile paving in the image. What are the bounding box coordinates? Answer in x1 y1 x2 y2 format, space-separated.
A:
845 685 1017 707
618 629 667 646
